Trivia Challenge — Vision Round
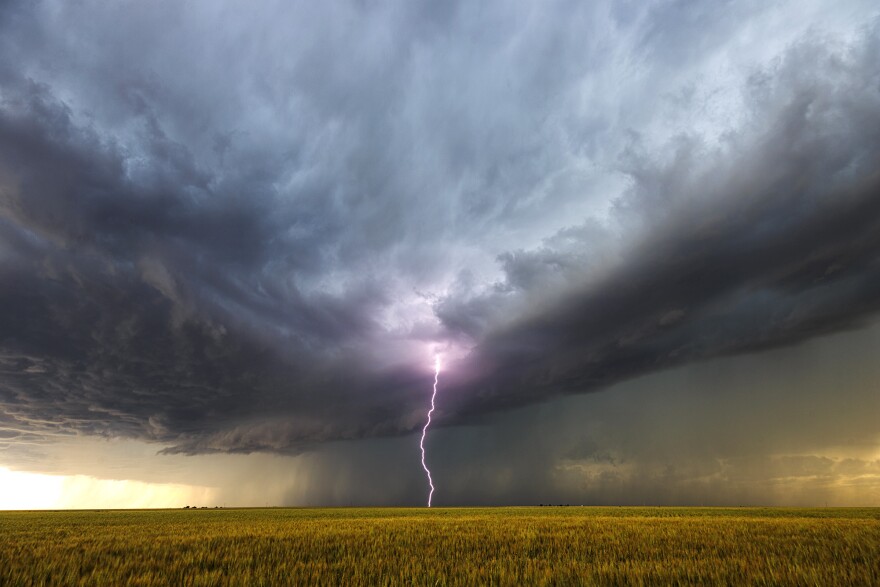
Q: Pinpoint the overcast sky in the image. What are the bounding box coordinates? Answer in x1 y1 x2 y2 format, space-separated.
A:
1 0 879 508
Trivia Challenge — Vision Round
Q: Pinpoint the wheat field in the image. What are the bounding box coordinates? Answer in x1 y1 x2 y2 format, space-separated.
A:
1 507 878 585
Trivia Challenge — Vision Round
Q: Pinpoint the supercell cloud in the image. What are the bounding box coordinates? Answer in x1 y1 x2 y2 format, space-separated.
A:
1 0 879 461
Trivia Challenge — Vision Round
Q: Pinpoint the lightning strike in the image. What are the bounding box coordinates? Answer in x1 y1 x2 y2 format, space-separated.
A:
420 355 441 507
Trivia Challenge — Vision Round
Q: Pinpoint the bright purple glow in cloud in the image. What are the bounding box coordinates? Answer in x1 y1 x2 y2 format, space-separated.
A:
419 355 440 507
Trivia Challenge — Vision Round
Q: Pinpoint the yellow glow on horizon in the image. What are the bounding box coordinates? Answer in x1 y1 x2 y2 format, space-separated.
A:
0 467 217 510
0 467 65 509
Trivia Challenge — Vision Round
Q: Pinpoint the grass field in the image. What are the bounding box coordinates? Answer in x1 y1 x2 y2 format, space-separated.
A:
1 507 878 585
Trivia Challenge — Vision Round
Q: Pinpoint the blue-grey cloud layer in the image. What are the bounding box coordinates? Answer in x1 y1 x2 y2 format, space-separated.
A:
1 0 879 455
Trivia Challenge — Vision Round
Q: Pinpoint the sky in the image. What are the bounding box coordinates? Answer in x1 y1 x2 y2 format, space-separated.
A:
1 0 879 509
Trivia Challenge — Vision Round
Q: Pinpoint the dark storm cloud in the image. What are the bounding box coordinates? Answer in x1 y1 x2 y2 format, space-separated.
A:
0 36 410 451
1 0 879 455
437 30 880 420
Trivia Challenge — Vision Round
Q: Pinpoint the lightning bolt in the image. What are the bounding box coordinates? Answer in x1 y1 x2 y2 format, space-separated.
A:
419 355 440 507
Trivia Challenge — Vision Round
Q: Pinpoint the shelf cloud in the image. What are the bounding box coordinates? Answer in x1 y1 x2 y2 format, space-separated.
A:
1 0 879 461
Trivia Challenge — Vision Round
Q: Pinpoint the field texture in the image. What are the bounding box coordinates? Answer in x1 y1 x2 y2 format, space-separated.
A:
1 507 878 585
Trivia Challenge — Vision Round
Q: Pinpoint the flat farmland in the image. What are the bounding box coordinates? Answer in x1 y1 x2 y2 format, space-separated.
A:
1 507 878 585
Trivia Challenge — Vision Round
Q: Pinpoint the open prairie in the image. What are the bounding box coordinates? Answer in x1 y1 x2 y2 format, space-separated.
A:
1 507 878 585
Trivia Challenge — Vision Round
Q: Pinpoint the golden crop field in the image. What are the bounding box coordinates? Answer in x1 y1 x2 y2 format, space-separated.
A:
1 507 878 585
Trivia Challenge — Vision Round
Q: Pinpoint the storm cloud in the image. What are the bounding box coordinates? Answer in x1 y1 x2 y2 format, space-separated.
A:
1 0 879 458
